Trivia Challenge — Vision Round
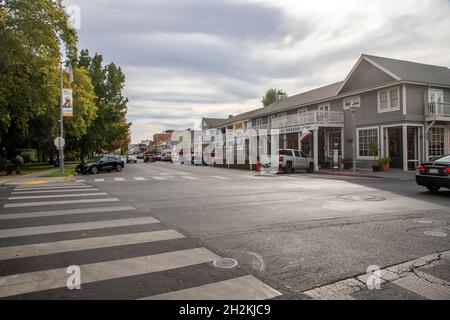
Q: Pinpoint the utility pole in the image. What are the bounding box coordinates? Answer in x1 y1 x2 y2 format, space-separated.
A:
59 61 65 175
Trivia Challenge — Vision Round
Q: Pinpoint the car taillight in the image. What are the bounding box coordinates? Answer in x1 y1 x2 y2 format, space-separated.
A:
279 156 284 162
443 167 450 174
416 165 425 173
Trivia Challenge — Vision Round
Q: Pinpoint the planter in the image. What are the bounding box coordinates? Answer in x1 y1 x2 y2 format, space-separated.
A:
382 164 390 172
372 165 381 172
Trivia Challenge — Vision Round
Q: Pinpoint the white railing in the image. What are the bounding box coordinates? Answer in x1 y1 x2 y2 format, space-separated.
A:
426 102 450 117
271 111 344 129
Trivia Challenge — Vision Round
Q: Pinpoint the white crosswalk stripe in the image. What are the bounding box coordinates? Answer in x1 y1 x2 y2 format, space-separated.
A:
141 275 282 300
8 192 108 200
0 182 282 300
4 198 120 208
11 188 100 195
181 176 199 180
94 178 105 182
0 230 185 260
211 176 229 180
114 178 125 181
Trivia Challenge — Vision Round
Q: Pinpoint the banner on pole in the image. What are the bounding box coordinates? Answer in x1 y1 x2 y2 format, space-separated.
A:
62 88 73 117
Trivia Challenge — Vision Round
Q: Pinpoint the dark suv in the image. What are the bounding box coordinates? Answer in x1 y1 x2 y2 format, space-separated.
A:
76 156 125 174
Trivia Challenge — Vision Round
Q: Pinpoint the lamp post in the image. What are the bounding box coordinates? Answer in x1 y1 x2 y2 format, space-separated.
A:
59 61 64 175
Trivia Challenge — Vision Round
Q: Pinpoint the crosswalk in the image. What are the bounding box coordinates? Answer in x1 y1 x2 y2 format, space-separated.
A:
0 182 282 300
76 174 268 183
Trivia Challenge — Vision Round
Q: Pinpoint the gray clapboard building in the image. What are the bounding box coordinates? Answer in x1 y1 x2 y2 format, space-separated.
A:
201 54 450 171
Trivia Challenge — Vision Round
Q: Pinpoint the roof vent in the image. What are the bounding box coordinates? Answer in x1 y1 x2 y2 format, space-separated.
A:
228 115 233 119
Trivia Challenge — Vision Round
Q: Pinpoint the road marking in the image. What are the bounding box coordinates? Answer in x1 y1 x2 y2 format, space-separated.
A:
14 185 91 191
4 198 120 208
182 176 199 180
114 178 125 181
0 205 136 221
0 230 185 260
75 179 85 183
0 216 159 239
211 176 229 180
0 248 219 298
134 177 146 181
141 275 282 300
11 188 100 195
8 192 108 200
152 177 168 181
94 179 104 182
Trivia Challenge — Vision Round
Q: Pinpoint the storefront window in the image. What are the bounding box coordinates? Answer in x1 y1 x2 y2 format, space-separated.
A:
357 128 379 159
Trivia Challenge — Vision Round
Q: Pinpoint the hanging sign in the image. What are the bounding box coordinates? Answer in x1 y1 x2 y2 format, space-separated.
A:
62 89 73 117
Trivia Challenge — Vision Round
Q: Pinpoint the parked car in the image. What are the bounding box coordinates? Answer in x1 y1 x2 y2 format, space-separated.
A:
416 155 450 192
161 153 172 162
144 154 155 163
76 155 125 174
127 155 138 164
261 149 314 173
155 154 162 161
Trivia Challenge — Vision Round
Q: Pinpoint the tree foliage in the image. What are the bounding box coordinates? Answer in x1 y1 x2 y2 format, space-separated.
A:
261 88 287 107
0 0 77 146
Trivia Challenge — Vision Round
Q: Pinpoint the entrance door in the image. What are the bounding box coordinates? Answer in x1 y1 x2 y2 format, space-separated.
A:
387 128 403 168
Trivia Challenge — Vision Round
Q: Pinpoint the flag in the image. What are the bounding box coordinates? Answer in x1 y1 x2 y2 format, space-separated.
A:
64 65 74 82
299 128 312 143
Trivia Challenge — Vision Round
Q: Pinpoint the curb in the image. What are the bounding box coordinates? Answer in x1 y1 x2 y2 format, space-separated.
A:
313 171 413 179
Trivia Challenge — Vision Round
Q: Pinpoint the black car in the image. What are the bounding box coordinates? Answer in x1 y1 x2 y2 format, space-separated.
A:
144 155 155 163
416 155 450 192
76 156 125 174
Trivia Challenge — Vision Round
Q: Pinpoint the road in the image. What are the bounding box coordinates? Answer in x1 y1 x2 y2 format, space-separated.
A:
0 160 449 300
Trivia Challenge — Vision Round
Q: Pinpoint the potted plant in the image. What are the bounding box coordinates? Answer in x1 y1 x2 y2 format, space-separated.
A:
369 143 381 172
342 157 352 170
378 156 391 172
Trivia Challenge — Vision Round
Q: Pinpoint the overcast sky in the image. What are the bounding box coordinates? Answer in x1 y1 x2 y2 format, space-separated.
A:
63 0 450 143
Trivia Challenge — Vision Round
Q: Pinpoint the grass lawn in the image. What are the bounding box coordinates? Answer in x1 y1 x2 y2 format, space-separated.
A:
41 167 77 177
0 161 80 177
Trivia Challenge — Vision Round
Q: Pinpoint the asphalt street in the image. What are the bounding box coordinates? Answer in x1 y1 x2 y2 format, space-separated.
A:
0 160 449 300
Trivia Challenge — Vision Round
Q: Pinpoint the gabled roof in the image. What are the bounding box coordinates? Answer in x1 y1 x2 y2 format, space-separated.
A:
202 118 228 128
337 54 450 94
363 54 450 86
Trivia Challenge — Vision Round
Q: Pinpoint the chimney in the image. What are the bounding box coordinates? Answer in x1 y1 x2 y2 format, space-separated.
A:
228 115 233 119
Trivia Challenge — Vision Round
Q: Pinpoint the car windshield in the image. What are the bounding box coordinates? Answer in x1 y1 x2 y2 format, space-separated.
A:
86 157 101 164
435 155 450 163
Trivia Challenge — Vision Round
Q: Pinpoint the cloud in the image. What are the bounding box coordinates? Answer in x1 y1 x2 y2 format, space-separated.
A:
64 0 450 143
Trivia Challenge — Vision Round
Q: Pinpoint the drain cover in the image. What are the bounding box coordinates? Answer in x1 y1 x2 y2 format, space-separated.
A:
213 258 238 269
337 195 386 202
424 230 448 238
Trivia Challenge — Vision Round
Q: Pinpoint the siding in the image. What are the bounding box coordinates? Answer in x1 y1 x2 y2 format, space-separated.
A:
340 60 397 94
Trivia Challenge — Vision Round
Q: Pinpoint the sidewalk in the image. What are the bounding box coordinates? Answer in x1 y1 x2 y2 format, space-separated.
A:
0 167 76 186
315 168 416 180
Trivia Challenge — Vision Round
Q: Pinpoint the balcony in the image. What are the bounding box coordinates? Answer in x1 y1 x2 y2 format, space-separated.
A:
426 102 450 121
271 111 344 129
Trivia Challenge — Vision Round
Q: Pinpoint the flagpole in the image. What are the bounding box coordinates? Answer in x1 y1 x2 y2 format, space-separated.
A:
59 61 65 175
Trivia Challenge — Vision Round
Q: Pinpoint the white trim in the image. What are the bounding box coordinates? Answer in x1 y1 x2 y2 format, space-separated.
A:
377 86 400 113
380 123 424 128
336 55 401 95
428 88 444 103
402 125 408 171
356 126 380 160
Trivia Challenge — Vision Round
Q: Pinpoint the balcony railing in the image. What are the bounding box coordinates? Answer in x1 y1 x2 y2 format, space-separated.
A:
426 102 450 118
271 111 344 129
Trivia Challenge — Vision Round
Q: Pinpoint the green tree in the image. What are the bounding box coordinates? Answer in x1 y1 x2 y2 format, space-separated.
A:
78 50 131 158
261 89 287 107
0 0 77 156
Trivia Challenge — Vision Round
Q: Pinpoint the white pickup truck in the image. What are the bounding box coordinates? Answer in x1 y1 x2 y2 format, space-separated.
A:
262 149 314 173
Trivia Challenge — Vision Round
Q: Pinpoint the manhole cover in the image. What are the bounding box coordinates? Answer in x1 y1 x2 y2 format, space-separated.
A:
424 230 448 238
213 258 238 269
337 195 386 202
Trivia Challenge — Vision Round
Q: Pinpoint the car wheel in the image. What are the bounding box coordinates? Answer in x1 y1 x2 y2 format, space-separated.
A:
285 162 293 174
426 186 441 193
90 166 98 174
116 164 123 172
